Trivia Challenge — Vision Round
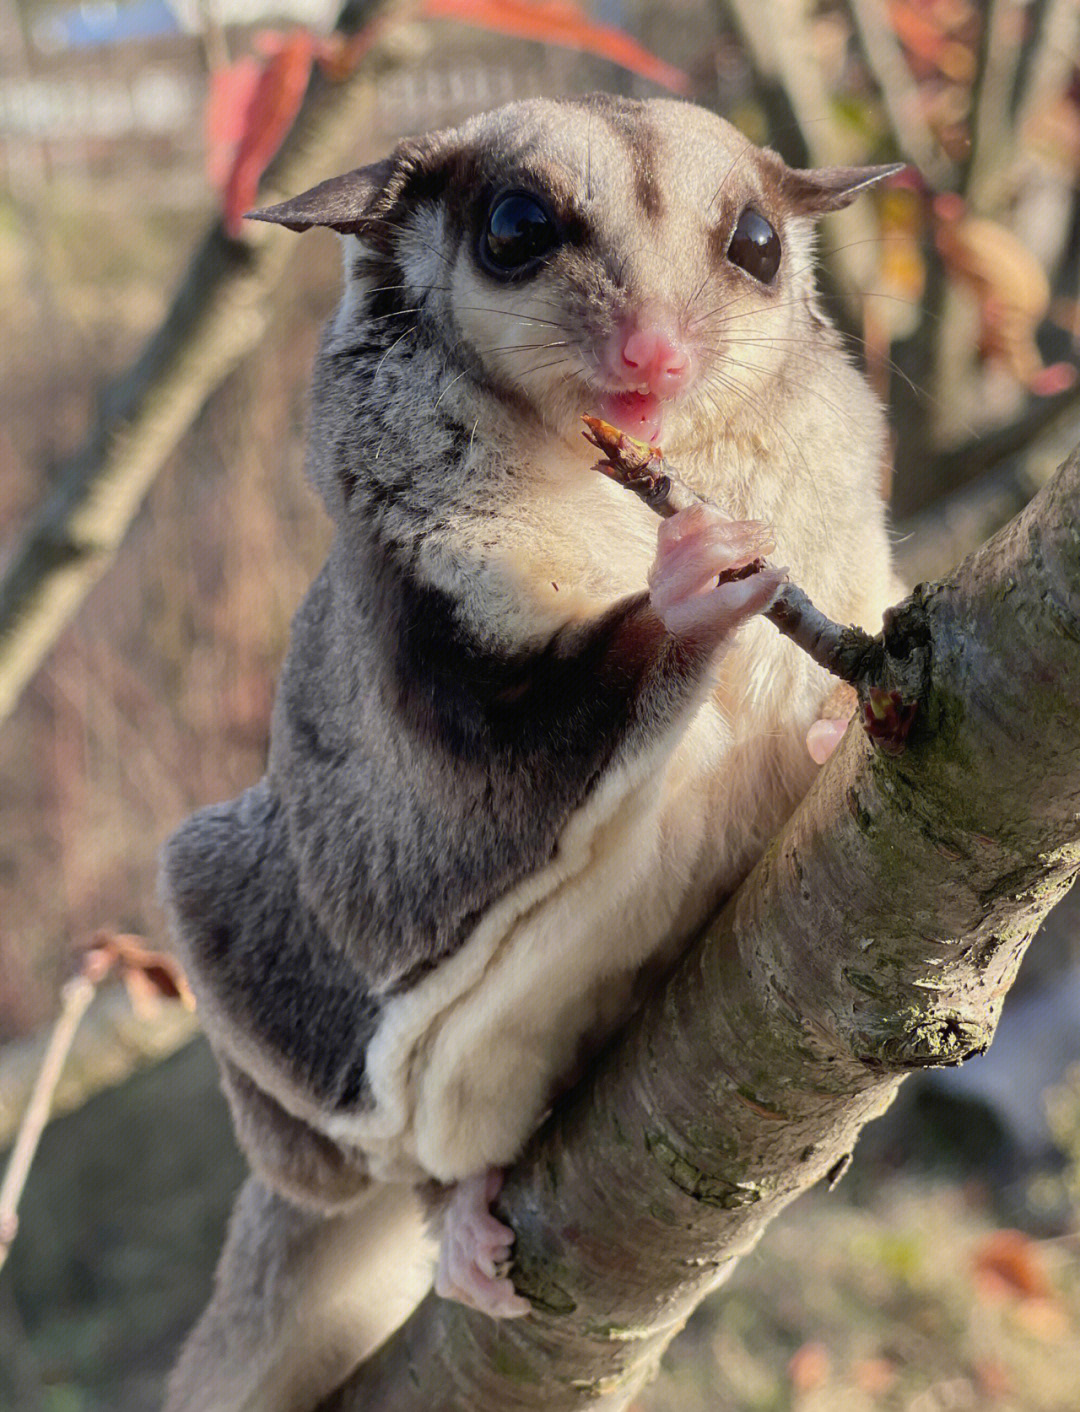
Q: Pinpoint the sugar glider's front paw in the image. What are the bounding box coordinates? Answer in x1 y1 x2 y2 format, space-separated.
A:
648 504 785 645
434 1168 531 1319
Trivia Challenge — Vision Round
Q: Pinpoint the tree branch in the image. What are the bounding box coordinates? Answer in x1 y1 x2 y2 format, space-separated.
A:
1014 0 1080 153
0 0 415 728
322 446 1080 1411
845 0 955 188
895 393 1080 584
0 987 197 1153
721 0 881 318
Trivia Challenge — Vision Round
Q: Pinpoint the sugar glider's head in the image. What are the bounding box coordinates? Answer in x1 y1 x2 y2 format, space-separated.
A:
255 96 898 461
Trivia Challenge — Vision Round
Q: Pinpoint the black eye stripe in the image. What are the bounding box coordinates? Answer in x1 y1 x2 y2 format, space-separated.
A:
726 208 782 285
478 190 563 280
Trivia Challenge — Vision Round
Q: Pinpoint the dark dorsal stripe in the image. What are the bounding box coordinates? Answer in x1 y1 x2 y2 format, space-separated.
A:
570 94 664 221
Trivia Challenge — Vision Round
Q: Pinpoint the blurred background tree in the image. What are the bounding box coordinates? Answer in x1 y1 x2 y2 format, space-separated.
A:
2 0 1080 1407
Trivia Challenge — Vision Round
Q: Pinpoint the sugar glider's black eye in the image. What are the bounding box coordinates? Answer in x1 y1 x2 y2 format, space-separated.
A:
727 208 781 285
480 191 562 278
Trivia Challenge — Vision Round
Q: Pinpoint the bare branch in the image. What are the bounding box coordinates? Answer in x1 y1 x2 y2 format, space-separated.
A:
845 0 955 187
722 0 882 315
0 986 198 1152
0 932 195 1271
896 394 1080 584
965 0 1024 211
1015 0 1080 147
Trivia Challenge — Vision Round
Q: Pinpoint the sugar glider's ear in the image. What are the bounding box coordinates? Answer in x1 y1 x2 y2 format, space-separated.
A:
247 133 454 234
247 157 400 234
780 162 907 216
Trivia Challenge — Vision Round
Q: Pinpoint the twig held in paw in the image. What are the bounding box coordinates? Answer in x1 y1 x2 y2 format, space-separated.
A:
583 416 918 751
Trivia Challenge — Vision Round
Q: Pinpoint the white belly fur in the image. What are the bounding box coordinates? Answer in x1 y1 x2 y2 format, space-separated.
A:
323 632 824 1185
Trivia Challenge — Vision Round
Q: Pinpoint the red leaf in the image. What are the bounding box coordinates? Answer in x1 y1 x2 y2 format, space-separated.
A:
862 687 918 756
934 200 1076 392
205 55 262 193
421 0 690 94
886 0 975 83
222 31 318 238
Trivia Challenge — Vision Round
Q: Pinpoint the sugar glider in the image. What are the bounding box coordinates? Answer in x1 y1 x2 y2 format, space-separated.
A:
161 94 898 1411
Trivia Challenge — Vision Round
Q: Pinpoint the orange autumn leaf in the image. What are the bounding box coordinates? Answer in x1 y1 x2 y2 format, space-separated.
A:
887 0 975 83
215 3 686 237
421 0 690 94
852 1358 898 1395
935 198 1051 317
1014 1296 1070 1342
223 31 319 238
972 1229 1052 1302
787 1340 831 1392
934 196 1077 394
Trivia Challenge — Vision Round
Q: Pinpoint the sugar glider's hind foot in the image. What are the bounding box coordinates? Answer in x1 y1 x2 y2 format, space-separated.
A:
434 1168 531 1319
806 682 858 764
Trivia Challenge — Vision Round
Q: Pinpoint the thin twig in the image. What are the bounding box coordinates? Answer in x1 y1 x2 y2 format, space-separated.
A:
0 931 194 1272
964 0 1024 211
583 416 879 685
0 962 103 1274
1015 0 1080 148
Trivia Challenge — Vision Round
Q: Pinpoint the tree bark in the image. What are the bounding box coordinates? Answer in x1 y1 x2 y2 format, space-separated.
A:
322 448 1080 1411
0 0 415 727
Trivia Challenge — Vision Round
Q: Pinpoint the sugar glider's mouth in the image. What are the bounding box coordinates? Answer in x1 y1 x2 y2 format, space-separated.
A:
594 390 665 446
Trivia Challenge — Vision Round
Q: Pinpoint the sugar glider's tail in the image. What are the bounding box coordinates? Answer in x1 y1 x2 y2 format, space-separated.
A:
163 1176 435 1412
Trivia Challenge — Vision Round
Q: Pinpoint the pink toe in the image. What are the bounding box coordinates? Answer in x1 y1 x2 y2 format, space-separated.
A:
435 1168 530 1319
807 717 848 764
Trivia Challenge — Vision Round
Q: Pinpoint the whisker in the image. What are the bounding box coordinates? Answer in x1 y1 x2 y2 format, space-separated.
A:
354 277 575 329
704 330 940 411
372 325 416 380
706 133 761 216
696 365 830 535
688 236 932 330
480 340 573 355
516 354 574 378
718 350 869 434
433 368 469 414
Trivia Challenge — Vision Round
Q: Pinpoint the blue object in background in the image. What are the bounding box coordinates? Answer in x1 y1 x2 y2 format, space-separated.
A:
33 0 183 51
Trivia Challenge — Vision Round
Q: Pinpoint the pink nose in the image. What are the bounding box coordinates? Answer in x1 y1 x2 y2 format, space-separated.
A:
607 309 694 397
